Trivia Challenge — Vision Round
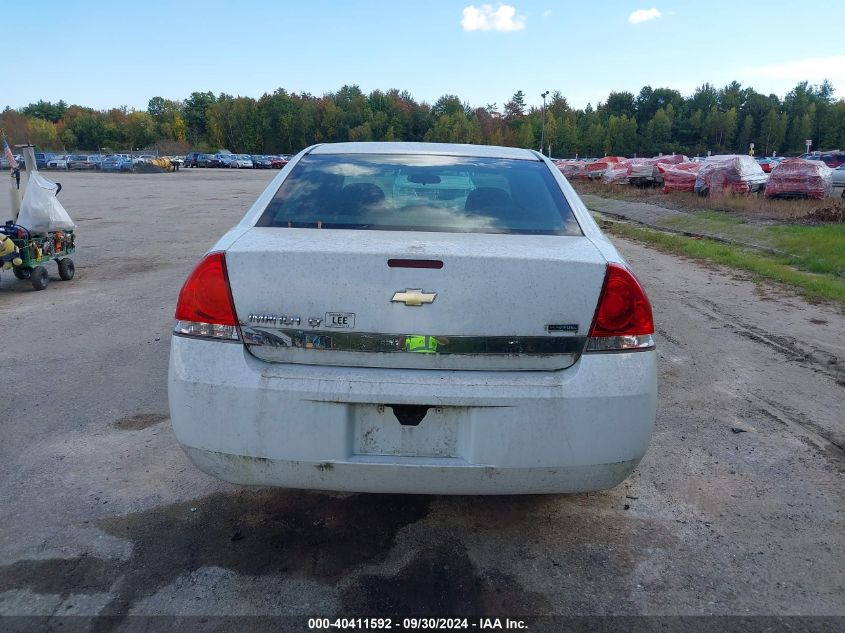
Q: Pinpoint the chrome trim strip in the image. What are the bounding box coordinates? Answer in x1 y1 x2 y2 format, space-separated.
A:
172 332 242 344
241 325 587 355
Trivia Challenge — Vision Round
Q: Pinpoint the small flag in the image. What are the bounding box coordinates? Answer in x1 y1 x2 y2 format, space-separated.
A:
3 133 17 170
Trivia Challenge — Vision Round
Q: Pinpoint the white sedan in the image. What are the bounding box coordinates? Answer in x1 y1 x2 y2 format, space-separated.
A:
230 154 254 168
46 155 70 169
168 142 657 494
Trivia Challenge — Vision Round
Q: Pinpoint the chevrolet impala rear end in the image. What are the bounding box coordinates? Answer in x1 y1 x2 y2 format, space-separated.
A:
168 142 657 494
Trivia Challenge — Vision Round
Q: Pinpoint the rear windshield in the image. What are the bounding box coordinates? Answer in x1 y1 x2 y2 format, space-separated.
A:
256 154 581 235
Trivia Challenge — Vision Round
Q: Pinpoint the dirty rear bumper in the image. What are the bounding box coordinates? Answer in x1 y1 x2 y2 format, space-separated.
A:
183 446 643 495
168 336 657 495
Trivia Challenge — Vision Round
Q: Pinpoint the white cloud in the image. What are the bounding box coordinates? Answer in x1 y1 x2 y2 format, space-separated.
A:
462 4 526 32
628 8 662 24
543 9 553 17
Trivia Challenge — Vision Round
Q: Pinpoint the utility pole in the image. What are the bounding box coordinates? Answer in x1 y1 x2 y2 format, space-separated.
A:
540 91 549 156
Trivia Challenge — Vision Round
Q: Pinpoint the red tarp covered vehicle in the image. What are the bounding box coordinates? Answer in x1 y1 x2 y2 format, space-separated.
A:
626 155 689 185
764 158 833 199
582 156 626 179
694 155 768 196
554 160 584 179
659 162 703 193
600 155 689 185
601 162 632 184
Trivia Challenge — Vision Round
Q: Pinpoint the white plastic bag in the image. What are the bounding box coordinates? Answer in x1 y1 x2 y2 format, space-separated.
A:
17 170 76 234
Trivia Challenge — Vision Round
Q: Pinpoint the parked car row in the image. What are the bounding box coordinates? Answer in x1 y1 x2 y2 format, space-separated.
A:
0 150 290 173
44 153 181 171
0 149 292 173
184 151 290 169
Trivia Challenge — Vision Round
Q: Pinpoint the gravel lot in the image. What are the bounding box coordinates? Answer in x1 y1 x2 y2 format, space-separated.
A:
0 170 843 630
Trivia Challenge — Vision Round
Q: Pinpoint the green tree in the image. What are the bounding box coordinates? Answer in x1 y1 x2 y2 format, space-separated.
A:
147 97 186 142
126 112 156 149
60 128 77 150
349 121 373 141
604 91 636 118
786 107 814 153
26 118 60 149
431 94 467 118
20 100 68 123
821 101 845 149
316 95 341 144
645 109 673 154
260 89 297 151
424 111 482 144
504 90 526 121
69 114 107 150
605 114 638 156
206 96 262 152
737 114 754 153
147 96 167 118
689 84 719 117
636 86 683 129
759 109 788 156
718 81 748 112
583 122 606 156
333 85 370 139
183 91 216 146
517 119 535 148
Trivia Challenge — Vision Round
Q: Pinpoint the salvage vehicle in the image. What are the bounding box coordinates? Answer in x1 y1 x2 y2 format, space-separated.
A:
694 154 768 196
169 142 657 495
764 158 832 199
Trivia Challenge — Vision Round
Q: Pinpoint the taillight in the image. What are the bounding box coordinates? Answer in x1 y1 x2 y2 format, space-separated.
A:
586 263 654 352
174 252 240 341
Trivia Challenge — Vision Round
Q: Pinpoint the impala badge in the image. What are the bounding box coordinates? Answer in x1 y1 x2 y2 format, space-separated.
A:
391 289 437 306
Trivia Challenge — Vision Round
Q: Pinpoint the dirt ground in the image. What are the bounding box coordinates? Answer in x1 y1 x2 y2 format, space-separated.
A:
0 170 842 630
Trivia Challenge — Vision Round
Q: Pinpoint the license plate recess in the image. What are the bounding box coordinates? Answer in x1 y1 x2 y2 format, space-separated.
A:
352 404 462 457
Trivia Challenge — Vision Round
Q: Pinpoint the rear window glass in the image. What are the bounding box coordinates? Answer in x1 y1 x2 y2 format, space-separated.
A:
256 154 581 235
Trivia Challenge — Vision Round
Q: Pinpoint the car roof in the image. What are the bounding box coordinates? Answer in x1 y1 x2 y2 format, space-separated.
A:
307 142 541 161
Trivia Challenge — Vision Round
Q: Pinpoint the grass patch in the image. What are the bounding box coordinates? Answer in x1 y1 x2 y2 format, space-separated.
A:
768 224 845 276
603 220 845 305
656 211 845 277
659 211 769 245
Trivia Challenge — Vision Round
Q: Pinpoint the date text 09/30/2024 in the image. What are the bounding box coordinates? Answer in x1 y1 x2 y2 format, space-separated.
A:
308 617 528 630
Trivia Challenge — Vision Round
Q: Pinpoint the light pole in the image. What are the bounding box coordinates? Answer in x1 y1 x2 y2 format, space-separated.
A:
540 91 549 156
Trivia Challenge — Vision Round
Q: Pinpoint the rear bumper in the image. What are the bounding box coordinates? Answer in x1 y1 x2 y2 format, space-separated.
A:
168 337 657 494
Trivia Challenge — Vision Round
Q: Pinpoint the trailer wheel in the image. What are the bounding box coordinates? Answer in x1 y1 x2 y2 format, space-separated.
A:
13 267 31 280
58 258 75 281
30 266 49 291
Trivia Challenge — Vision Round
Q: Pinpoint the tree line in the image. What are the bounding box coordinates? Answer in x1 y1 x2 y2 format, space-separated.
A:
2 80 843 158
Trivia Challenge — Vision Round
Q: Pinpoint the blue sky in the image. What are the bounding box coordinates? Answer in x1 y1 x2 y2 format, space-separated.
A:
6 1 844 112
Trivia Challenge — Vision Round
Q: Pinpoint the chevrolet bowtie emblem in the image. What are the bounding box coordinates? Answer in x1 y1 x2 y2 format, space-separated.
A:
391 289 437 306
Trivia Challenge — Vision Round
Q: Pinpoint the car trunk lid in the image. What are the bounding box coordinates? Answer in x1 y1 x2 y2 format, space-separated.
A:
226 228 608 371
